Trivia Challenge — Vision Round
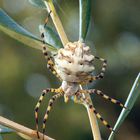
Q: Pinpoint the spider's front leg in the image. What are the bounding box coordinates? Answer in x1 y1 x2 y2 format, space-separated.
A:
88 56 107 83
35 88 63 139
39 11 62 81
40 30 61 81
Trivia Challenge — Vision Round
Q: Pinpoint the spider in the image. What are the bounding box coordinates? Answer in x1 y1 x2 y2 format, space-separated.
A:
35 12 126 139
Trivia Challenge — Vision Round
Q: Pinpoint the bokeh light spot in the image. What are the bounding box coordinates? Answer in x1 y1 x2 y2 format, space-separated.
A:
3 0 27 14
25 73 51 98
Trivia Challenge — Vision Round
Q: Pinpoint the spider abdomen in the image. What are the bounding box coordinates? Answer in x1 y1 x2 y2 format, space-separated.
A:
55 41 95 83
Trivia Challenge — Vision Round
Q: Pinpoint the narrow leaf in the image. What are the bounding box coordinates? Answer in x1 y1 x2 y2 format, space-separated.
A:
79 0 91 42
108 73 140 140
28 0 46 8
0 9 57 52
39 25 63 49
0 125 14 134
43 0 69 46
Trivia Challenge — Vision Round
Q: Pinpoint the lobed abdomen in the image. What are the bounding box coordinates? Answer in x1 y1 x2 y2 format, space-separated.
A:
54 41 95 83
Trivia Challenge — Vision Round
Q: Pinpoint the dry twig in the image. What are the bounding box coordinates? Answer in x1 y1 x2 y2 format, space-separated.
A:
0 116 55 140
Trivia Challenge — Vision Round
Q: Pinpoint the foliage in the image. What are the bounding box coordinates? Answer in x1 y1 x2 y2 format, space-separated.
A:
0 0 140 140
109 73 140 139
0 8 57 52
0 125 14 134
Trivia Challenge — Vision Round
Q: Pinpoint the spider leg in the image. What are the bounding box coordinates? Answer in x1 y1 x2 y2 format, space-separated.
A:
79 94 114 132
88 56 107 83
35 88 62 139
44 10 52 27
81 89 126 109
40 24 62 81
42 92 63 140
42 44 60 79
94 56 107 80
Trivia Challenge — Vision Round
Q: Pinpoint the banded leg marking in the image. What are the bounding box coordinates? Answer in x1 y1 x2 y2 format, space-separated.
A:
82 89 126 108
40 11 62 81
42 93 63 140
35 88 62 139
44 10 52 27
80 96 113 132
35 88 51 139
94 56 107 79
41 32 61 79
88 56 107 83
90 105 113 131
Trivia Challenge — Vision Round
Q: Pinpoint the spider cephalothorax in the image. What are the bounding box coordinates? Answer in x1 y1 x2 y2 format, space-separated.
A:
55 41 95 83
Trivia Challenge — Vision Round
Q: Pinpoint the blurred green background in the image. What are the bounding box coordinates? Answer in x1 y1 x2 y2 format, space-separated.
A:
0 0 140 140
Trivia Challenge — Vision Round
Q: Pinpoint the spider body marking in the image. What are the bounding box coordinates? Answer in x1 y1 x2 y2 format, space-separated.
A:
35 21 126 140
55 41 95 100
55 41 95 83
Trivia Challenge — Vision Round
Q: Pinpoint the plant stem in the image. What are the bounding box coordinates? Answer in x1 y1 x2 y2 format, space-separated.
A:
0 116 54 140
79 85 101 140
86 107 101 140
43 1 101 139
44 0 68 46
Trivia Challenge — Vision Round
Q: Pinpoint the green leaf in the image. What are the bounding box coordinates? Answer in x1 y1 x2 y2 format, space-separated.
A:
0 8 57 52
0 125 14 134
28 0 46 8
39 25 63 49
108 73 140 140
79 0 91 42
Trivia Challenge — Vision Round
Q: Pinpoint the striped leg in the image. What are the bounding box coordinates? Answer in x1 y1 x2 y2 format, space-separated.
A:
35 88 50 139
79 95 113 132
35 88 62 139
40 31 61 80
44 10 52 26
39 11 61 81
42 93 63 140
81 89 126 108
88 56 107 83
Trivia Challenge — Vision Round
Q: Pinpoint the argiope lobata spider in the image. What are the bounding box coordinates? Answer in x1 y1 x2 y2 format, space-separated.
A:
35 12 126 139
